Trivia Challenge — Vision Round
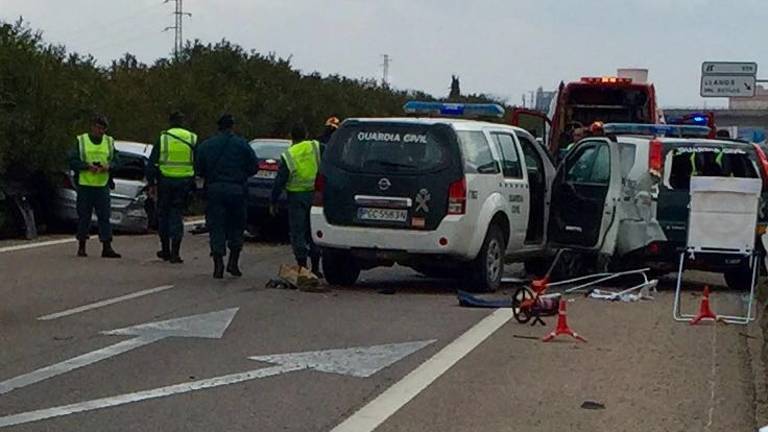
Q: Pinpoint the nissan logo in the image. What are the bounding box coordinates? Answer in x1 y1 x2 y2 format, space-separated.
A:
378 178 391 191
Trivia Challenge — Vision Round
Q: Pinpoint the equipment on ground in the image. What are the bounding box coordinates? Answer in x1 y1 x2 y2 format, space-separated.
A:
673 177 761 325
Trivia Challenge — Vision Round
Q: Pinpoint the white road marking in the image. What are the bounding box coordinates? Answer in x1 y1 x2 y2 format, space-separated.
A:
0 365 301 428
330 308 515 432
37 285 175 321
0 340 433 428
0 238 76 253
0 218 205 254
0 308 239 395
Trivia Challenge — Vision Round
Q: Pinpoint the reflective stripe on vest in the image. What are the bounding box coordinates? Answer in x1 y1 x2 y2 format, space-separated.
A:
78 133 114 187
283 140 320 192
159 128 197 178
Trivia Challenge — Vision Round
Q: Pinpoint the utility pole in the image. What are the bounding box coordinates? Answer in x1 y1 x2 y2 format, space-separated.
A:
164 0 191 59
381 54 391 87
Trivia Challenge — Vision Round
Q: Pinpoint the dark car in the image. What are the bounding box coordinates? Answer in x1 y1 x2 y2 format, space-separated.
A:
246 138 291 230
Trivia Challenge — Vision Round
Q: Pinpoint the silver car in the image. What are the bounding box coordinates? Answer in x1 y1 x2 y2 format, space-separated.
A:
53 141 156 233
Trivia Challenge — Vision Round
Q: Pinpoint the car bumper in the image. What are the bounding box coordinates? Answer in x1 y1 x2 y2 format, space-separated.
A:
310 207 476 259
52 192 149 233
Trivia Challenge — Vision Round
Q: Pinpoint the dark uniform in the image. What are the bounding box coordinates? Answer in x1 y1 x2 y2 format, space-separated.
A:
146 113 198 263
195 115 257 278
68 116 122 258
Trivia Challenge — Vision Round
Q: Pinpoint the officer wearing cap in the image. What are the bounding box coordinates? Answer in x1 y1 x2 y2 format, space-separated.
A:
68 115 122 258
194 114 258 279
270 122 325 276
146 111 198 263
317 116 340 146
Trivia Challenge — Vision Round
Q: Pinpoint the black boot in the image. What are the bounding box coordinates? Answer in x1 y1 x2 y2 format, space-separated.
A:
297 257 308 269
227 249 242 277
77 240 87 257
169 239 183 264
311 256 323 279
157 237 170 261
101 241 122 258
213 254 225 279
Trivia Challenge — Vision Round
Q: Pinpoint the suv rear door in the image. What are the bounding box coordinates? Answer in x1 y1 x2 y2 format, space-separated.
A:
321 121 463 231
548 138 621 248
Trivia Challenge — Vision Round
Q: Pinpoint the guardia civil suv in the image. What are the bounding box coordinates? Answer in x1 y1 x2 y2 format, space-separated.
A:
310 102 557 291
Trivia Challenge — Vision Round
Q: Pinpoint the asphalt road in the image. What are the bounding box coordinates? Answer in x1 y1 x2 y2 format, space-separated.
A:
0 229 763 431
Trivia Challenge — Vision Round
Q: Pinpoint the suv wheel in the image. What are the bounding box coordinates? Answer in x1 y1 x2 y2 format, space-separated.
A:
468 225 506 292
723 265 754 291
323 248 360 287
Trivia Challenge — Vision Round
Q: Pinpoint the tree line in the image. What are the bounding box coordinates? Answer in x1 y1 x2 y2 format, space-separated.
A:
0 19 503 236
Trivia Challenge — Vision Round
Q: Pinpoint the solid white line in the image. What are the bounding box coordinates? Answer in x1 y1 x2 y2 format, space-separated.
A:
0 219 205 254
37 285 174 321
0 238 76 254
0 364 302 428
330 308 515 432
0 336 163 395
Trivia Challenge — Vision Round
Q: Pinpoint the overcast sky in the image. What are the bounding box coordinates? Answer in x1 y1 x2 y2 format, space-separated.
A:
2 0 766 108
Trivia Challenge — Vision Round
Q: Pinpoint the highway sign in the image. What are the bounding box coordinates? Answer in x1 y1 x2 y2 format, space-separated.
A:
700 75 756 97
702 61 757 76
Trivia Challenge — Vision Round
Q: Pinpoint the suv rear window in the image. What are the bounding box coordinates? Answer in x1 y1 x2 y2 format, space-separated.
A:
666 145 759 190
329 123 455 173
457 131 499 174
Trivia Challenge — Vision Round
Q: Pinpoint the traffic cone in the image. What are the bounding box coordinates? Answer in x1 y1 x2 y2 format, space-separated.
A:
542 299 587 343
690 285 717 325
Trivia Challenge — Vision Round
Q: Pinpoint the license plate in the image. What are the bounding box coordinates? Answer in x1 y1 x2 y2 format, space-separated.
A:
357 207 408 223
255 170 278 179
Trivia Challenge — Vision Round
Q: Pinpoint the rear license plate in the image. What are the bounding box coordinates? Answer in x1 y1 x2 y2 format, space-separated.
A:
357 207 408 223
255 170 277 179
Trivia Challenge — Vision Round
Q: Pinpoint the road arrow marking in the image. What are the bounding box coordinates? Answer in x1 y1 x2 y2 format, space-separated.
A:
0 308 238 395
0 340 434 428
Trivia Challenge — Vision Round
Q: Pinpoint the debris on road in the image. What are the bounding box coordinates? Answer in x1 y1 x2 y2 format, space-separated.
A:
580 401 606 410
265 264 326 292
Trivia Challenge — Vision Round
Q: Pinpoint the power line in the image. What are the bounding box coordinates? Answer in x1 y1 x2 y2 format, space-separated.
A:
163 0 191 58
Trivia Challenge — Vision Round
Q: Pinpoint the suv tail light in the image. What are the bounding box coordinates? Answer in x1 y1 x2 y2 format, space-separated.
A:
313 173 326 207
648 138 663 177
447 177 467 215
753 143 768 189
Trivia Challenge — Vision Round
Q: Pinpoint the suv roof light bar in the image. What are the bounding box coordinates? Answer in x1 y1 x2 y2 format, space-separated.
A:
403 101 505 119
602 123 711 138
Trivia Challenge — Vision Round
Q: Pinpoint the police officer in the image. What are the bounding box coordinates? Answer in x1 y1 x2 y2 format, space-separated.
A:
68 115 121 258
195 114 257 279
147 111 198 263
270 123 322 276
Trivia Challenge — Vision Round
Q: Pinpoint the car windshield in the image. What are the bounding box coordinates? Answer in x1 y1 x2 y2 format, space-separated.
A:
250 140 290 160
329 123 455 173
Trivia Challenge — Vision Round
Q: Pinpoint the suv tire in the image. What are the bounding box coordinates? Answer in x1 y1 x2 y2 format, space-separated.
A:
323 248 360 287
723 266 753 291
468 224 506 292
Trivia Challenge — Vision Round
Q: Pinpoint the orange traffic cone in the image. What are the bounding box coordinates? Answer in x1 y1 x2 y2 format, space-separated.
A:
542 299 587 343
690 285 717 325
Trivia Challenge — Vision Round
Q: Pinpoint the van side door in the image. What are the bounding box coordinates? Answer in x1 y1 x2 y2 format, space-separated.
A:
489 131 529 250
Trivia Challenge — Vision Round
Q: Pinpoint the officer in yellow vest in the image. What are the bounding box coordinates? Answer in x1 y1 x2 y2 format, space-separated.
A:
67 115 121 258
147 111 198 263
270 123 322 276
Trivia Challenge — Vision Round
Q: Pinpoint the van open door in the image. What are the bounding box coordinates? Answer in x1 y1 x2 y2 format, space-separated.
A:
508 108 551 152
548 138 620 249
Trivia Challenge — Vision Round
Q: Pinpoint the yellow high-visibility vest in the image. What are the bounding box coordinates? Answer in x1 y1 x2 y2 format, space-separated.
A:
283 140 320 192
159 127 197 178
77 133 114 187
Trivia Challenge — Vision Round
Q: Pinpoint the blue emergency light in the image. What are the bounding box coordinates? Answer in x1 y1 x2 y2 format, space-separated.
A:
403 101 505 119
602 123 711 138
